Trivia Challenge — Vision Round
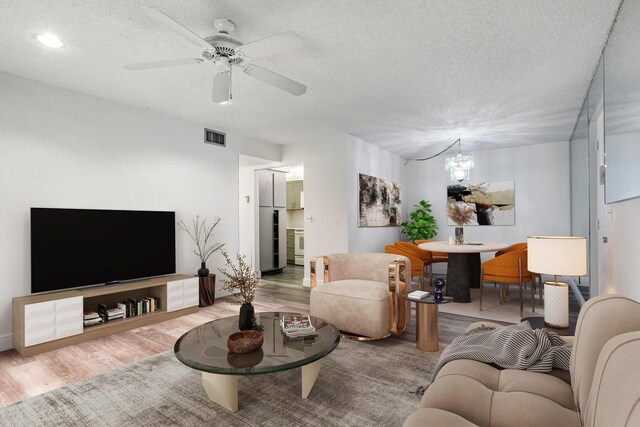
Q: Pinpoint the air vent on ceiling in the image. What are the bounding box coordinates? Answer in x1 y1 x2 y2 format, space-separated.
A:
204 128 226 147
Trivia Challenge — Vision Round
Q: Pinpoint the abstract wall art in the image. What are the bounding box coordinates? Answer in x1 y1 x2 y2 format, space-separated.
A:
358 173 401 227
447 181 515 226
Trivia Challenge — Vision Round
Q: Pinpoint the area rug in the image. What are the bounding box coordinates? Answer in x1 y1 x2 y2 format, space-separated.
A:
438 285 543 323
0 338 438 427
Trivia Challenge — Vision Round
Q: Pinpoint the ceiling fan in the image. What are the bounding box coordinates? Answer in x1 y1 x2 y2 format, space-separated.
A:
124 7 307 104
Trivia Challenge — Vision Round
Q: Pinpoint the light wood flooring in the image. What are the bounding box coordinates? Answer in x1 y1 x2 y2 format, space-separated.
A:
0 265 558 408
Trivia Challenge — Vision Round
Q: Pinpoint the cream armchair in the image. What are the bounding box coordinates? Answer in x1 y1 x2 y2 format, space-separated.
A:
310 252 410 339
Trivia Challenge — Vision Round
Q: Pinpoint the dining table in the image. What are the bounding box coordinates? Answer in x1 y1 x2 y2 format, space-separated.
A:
417 241 510 303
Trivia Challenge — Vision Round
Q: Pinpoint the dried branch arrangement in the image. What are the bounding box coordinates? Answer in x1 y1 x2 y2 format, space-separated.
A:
447 203 475 225
177 215 224 263
219 251 260 305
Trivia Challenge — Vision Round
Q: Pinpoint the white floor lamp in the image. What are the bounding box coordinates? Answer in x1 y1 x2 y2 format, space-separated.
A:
527 236 587 328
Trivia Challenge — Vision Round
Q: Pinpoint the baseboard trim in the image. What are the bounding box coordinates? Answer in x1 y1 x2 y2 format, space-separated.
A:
0 333 13 352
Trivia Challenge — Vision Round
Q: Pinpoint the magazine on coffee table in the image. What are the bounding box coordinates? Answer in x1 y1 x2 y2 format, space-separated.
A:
280 315 317 338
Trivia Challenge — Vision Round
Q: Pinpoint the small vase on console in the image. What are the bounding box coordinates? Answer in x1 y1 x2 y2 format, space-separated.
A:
198 261 209 277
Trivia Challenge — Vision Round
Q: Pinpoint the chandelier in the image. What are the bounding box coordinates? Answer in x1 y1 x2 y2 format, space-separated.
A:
445 142 474 182
409 138 474 182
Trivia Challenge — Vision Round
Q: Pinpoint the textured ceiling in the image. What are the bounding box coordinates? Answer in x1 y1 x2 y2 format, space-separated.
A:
0 0 621 158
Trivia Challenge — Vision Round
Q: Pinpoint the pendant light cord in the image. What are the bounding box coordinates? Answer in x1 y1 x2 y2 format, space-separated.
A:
403 138 461 165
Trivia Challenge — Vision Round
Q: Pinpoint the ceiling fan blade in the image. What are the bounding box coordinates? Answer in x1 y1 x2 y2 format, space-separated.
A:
141 7 211 50
123 58 202 71
212 58 232 104
236 32 303 59
242 65 307 96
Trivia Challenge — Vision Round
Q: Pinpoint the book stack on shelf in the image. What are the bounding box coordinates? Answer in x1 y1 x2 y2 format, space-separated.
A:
83 311 102 327
98 304 125 323
85 297 160 328
280 315 317 339
116 297 159 318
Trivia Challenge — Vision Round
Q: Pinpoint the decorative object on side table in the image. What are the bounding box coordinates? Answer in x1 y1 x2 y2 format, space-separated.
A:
177 215 224 306
219 251 261 330
226 330 264 354
433 278 445 302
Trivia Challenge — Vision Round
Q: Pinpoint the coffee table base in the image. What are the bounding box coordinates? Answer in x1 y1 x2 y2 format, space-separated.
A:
302 358 323 399
202 372 239 412
201 358 325 412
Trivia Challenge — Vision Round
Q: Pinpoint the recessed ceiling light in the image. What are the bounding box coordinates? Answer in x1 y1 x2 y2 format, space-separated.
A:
34 33 65 48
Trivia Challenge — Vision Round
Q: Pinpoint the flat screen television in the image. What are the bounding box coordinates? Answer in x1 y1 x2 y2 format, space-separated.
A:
31 208 176 294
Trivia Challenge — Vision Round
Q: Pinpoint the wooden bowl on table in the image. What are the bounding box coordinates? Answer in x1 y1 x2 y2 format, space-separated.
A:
227 330 264 354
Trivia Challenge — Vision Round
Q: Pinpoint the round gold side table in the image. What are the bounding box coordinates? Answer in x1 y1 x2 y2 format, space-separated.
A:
403 294 453 352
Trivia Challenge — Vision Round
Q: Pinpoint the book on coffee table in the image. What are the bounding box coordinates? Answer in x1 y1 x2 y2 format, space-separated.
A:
280 315 317 338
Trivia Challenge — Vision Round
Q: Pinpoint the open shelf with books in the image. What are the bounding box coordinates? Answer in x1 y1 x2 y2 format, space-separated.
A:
12 274 200 356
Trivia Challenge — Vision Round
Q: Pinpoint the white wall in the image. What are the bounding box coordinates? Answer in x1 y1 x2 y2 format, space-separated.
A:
0 72 279 349
404 142 571 270
605 132 640 203
604 198 640 300
238 166 257 265
281 135 350 283
286 210 304 228
347 135 405 252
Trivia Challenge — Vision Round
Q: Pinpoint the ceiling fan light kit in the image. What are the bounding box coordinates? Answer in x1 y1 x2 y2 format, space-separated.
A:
212 57 232 104
124 8 307 104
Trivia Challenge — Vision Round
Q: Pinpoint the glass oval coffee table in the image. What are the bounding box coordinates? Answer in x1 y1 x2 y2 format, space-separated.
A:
174 312 340 412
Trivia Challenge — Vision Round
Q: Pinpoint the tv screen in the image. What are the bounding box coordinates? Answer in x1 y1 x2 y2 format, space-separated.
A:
31 208 176 294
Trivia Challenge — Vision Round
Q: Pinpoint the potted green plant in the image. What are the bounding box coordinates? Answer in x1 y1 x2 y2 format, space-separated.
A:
400 200 438 242
219 251 261 330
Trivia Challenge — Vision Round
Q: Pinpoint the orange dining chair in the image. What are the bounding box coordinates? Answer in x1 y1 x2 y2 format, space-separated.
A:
385 244 428 290
395 242 434 287
494 242 542 308
480 248 533 317
495 242 527 257
414 239 448 264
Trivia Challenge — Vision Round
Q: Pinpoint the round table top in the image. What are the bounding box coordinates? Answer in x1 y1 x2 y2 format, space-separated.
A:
174 312 340 375
418 241 510 253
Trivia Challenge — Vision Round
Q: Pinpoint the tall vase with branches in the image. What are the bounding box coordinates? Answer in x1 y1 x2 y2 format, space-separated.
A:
177 215 225 277
219 250 261 330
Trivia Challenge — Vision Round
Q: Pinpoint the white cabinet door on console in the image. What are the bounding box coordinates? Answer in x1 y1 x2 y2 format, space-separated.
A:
166 280 184 312
24 300 56 347
24 296 83 347
55 296 83 339
183 277 199 308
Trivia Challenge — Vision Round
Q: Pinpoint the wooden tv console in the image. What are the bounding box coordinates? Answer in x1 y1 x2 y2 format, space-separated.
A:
12 274 199 357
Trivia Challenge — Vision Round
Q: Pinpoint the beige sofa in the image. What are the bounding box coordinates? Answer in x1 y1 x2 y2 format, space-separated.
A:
404 294 640 427
309 252 411 339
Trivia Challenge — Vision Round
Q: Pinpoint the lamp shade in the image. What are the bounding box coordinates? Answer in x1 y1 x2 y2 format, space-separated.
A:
527 236 587 276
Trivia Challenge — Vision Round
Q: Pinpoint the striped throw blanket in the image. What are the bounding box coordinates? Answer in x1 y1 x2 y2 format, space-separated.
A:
429 321 572 383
